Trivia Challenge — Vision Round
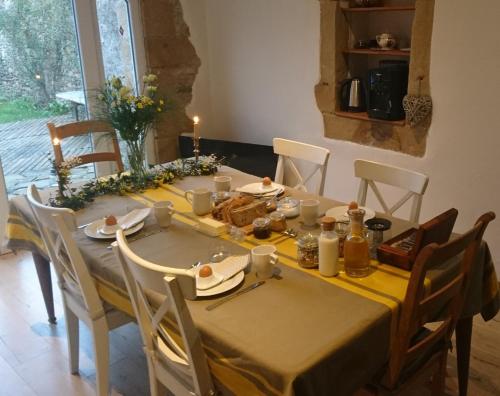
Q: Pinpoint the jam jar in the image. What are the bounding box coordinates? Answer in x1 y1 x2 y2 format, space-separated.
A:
253 217 271 239
269 211 287 232
297 233 319 268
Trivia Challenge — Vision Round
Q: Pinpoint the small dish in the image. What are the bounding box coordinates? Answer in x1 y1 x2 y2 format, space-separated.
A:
84 220 144 240
197 271 245 297
99 223 120 235
236 182 284 195
325 205 376 221
277 197 300 218
196 269 225 291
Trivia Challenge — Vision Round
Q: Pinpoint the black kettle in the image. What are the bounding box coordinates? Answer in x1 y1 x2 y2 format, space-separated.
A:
339 78 366 112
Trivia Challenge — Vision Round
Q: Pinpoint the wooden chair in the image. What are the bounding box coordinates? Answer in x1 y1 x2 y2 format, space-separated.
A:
26 184 132 396
354 159 429 223
48 120 124 172
113 230 215 396
273 138 330 195
363 212 495 395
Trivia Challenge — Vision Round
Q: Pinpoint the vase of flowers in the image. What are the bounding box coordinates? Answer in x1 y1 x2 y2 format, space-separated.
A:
98 74 164 183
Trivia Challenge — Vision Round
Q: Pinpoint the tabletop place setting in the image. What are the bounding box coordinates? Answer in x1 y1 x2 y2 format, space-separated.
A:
4 114 498 396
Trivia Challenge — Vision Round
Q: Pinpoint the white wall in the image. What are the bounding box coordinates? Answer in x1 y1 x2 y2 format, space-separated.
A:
182 0 500 271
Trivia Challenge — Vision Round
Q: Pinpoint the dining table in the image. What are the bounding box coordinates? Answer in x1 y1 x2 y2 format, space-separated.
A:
5 165 499 396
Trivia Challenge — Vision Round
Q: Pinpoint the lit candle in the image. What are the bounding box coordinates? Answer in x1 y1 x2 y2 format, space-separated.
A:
52 137 60 146
193 115 200 139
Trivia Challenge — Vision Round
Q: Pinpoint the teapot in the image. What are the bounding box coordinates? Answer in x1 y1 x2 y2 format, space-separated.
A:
376 33 397 49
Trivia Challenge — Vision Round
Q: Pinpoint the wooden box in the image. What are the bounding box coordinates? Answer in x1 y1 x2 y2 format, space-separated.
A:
377 208 459 270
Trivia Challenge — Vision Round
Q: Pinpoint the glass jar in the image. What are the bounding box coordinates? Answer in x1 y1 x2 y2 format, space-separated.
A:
344 209 370 277
269 211 287 232
277 197 300 218
297 233 319 268
253 217 271 239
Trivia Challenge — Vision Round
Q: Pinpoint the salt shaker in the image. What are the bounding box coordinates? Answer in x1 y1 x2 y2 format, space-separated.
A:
319 217 339 277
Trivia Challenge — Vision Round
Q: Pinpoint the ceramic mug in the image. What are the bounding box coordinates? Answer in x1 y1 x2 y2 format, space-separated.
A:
251 245 279 279
154 201 174 228
300 199 320 227
214 176 232 192
185 188 212 216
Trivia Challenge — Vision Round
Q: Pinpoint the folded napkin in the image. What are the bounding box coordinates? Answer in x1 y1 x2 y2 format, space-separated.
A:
118 208 151 230
211 254 250 281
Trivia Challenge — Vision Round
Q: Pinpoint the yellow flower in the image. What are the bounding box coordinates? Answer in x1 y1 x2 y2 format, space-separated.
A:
144 96 155 106
146 85 157 92
159 99 164 105
137 102 144 109
157 107 162 112
111 76 122 89
119 86 130 98
143 74 157 83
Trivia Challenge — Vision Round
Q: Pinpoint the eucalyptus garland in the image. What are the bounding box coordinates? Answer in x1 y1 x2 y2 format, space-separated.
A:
49 155 224 211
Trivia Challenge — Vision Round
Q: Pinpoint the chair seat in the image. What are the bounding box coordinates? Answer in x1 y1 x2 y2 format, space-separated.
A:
61 270 131 327
370 328 450 393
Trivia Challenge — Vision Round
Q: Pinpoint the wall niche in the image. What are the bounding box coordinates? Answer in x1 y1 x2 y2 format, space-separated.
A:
314 0 435 156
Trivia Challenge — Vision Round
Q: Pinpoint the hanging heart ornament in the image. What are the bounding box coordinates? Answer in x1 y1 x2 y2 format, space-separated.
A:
403 76 433 127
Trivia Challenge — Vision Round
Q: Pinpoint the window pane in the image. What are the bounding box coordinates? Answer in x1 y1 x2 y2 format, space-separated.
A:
0 0 95 196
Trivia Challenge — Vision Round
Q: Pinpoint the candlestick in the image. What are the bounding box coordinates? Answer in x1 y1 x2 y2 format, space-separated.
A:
193 116 200 162
193 115 200 139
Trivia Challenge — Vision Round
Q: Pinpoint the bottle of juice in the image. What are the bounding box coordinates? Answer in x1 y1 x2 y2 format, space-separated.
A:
344 209 370 277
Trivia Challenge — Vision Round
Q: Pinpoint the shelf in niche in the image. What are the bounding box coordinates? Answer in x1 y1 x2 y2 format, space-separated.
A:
341 6 415 13
335 111 406 126
343 49 410 56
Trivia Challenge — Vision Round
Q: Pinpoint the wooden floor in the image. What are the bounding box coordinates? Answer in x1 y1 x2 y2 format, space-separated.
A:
0 115 95 196
0 251 498 396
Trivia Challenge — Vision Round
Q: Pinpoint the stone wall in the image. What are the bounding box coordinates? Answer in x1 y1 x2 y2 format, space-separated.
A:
141 0 200 163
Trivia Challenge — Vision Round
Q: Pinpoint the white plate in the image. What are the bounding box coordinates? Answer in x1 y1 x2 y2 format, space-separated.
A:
325 205 376 222
236 182 283 195
84 219 144 240
196 271 245 297
196 271 225 290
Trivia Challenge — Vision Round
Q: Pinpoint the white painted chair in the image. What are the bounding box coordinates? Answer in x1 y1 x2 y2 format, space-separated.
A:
113 230 215 396
354 159 429 223
26 184 132 396
273 138 330 195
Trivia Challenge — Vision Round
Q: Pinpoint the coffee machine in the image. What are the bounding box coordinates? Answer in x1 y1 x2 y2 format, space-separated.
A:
366 61 409 121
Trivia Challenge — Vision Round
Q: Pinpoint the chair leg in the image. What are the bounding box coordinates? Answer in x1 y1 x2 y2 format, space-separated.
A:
91 317 110 396
145 352 160 396
64 306 79 374
431 352 448 396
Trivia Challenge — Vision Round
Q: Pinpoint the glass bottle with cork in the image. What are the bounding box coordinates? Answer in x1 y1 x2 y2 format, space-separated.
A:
344 208 370 277
319 216 339 277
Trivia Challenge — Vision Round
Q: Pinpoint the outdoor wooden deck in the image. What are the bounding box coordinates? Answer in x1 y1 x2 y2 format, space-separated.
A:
0 115 95 195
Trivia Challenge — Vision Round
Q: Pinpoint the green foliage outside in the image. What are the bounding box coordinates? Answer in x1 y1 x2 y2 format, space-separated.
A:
0 98 70 124
0 0 81 116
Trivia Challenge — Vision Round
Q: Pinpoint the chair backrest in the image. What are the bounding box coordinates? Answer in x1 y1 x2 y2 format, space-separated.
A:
26 184 104 319
354 159 429 223
48 120 124 172
113 230 214 396
273 138 330 195
386 211 495 389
